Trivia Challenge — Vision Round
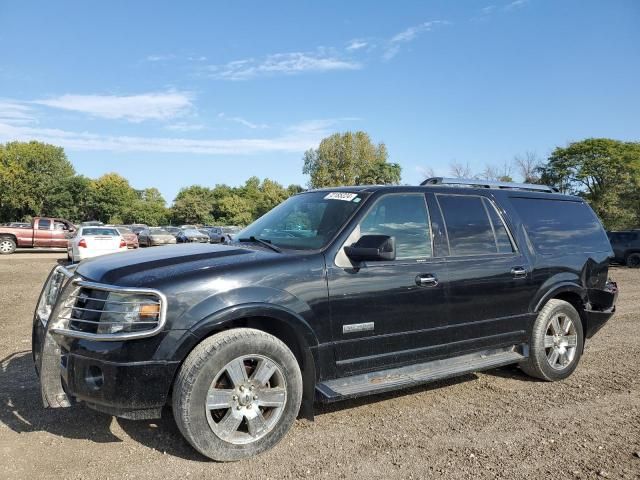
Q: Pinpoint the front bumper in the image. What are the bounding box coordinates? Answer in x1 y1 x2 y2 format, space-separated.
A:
32 266 180 419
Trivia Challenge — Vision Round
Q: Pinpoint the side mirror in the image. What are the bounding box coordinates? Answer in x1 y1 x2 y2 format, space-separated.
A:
344 235 396 262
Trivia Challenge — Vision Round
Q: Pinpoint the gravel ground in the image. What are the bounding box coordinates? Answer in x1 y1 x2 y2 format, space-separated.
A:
1 253 638 479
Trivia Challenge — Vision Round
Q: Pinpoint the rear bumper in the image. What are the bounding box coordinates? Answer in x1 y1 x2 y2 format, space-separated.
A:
584 280 619 338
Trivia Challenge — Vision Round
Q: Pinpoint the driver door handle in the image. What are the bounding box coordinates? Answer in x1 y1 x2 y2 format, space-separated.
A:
511 266 527 278
416 274 438 287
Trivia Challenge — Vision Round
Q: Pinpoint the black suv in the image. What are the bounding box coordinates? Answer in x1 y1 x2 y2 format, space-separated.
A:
32 178 617 461
607 230 640 267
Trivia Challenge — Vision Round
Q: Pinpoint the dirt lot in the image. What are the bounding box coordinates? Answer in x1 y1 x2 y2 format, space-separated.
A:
0 253 638 479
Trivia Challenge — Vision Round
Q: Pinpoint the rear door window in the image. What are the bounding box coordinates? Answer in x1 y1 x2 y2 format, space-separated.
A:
437 195 514 256
510 197 611 255
38 219 51 230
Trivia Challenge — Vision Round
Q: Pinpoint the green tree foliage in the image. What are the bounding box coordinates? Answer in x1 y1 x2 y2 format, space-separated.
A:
539 138 640 229
123 188 169 226
88 173 139 224
302 131 402 188
172 185 215 225
0 141 75 220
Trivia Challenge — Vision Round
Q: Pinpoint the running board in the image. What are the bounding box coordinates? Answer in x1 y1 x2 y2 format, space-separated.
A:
316 346 525 401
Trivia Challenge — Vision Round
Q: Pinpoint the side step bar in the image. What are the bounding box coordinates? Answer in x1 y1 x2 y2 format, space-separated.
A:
316 346 526 401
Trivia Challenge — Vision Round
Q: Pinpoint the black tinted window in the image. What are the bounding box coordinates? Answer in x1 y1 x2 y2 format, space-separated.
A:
483 198 514 253
510 197 611 255
38 219 51 230
359 194 432 260
438 195 507 256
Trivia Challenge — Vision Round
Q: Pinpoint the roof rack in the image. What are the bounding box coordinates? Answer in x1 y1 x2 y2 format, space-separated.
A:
420 177 559 193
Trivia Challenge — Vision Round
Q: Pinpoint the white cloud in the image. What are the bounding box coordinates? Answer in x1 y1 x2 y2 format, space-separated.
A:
505 0 528 10
146 54 176 62
346 40 368 51
33 91 193 123
0 117 350 155
205 51 362 81
481 5 496 15
164 122 205 132
383 21 449 60
218 112 268 129
0 100 36 125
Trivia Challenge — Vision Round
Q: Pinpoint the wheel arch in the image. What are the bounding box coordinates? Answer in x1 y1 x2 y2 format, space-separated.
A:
533 283 587 346
171 303 319 420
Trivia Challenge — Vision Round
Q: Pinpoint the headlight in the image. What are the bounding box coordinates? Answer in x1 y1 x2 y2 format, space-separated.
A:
36 266 74 325
96 292 162 334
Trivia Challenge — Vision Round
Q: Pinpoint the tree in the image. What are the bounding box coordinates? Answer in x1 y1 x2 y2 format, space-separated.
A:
449 161 473 178
88 173 139 223
538 138 640 229
0 141 75 221
302 131 401 188
480 161 514 182
514 151 541 183
124 188 168 225
171 185 214 225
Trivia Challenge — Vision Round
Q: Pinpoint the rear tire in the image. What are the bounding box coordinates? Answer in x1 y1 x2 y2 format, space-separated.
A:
520 299 583 381
0 237 16 254
626 253 640 268
172 328 302 461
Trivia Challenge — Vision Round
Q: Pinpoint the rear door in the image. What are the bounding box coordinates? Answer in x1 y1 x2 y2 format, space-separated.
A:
436 193 534 352
327 192 449 376
33 219 53 247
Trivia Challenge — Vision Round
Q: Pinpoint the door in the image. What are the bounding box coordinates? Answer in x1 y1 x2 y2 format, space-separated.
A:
327 193 449 376
33 219 53 247
51 220 71 248
435 193 534 353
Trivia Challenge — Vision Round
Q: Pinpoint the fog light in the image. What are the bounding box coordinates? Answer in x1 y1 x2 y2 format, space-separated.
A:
86 365 104 391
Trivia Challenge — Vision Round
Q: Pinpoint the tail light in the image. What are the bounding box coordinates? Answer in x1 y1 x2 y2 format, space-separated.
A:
119 239 127 248
78 238 87 248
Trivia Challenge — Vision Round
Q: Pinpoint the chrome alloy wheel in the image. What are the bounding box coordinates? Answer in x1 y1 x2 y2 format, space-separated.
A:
0 239 14 253
205 355 287 445
544 313 578 370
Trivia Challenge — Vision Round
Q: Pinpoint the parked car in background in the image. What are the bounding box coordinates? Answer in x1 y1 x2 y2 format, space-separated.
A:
130 224 148 236
163 226 182 238
0 217 75 254
67 226 127 263
33 178 617 461
114 226 139 249
138 227 177 247
222 225 242 240
6 222 32 228
607 230 640 267
201 226 226 243
81 220 104 227
176 228 210 244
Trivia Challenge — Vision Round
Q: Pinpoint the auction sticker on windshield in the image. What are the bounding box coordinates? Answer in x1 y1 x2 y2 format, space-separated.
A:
324 192 359 201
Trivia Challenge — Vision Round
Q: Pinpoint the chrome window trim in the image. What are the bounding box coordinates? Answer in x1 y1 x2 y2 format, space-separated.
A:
49 278 168 341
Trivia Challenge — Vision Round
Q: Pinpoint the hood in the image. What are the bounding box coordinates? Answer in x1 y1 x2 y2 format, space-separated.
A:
75 243 277 287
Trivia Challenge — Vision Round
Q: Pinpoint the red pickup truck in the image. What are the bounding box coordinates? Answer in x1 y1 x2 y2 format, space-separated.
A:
0 217 76 254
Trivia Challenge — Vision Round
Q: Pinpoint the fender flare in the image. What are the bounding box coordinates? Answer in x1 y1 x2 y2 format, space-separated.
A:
533 282 586 313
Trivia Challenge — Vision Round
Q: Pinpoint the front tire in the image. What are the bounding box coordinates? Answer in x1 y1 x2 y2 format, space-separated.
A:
520 299 583 381
172 328 302 461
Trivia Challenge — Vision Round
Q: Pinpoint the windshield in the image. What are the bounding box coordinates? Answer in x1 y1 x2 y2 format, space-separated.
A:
183 229 204 236
149 228 170 235
81 228 119 236
237 191 366 250
117 227 133 234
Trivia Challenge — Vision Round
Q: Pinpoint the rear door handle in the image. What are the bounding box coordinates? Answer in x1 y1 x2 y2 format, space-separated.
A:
511 266 527 278
416 274 438 287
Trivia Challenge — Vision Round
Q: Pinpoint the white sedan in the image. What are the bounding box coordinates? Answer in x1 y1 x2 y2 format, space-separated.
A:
68 226 128 263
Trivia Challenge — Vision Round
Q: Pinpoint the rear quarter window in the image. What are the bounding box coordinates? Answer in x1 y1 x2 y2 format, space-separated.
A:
510 197 611 255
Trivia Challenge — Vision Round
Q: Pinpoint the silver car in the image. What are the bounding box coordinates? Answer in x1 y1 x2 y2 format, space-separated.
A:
138 227 177 247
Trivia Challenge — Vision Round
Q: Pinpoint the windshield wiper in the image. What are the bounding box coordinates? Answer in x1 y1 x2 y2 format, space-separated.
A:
238 236 282 253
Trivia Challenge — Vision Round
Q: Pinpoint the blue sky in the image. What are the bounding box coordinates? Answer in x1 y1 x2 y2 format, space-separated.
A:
1 0 638 203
